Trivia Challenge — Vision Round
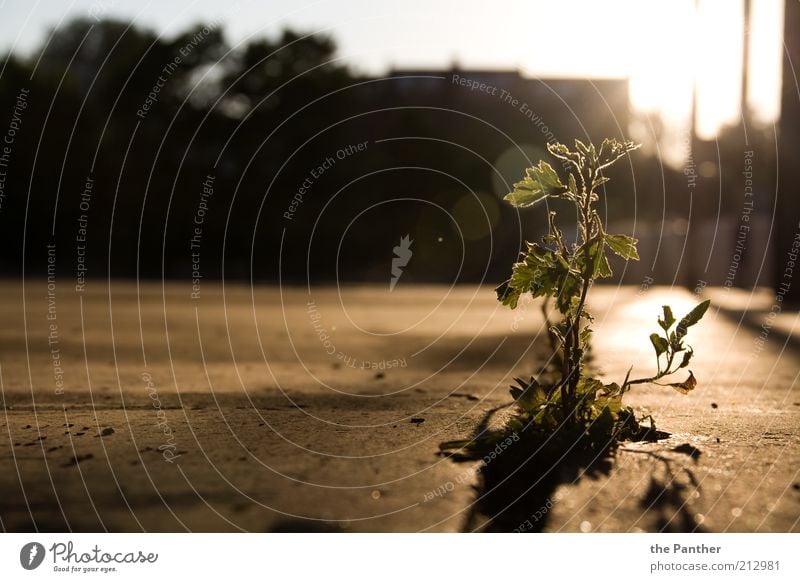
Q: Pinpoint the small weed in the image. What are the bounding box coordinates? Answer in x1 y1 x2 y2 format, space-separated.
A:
442 138 710 468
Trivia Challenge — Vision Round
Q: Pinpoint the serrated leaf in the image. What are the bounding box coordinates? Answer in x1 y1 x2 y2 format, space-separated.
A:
675 299 711 339
576 377 605 399
503 161 567 207
510 262 538 293
568 173 579 196
547 142 583 166
605 234 640 261
594 248 612 278
597 138 641 169
547 142 571 158
555 272 582 315
668 371 697 395
658 305 676 331
649 333 669 357
495 280 521 309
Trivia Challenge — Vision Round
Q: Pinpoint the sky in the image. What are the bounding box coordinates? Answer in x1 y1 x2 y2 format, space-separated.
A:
0 0 785 154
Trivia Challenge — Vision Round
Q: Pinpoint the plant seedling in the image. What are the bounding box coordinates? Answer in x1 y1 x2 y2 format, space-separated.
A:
443 138 711 454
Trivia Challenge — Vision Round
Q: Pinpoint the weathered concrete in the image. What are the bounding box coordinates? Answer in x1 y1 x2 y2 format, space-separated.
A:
0 281 797 531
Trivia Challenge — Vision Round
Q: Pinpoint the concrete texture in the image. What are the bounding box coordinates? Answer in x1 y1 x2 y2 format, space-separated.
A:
0 281 798 532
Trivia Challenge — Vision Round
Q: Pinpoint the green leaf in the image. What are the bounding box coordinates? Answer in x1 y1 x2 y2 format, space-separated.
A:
509 262 538 294
495 280 521 309
597 138 641 169
577 236 612 280
576 377 605 399
658 305 676 331
595 390 622 415
649 333 669 357
548 142 581 164
593 247 612 278
679 347 694 369
568 173 579 197
555 272 582 315
668 371 697 395
503 161 567 207
510 377 547 412
605 234 640 261
675 299 711 339
522 244 567 300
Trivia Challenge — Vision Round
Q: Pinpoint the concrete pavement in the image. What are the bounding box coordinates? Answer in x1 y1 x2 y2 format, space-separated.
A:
0 281 797 531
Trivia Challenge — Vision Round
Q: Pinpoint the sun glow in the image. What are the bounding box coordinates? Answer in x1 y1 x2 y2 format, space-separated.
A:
626 0 784 149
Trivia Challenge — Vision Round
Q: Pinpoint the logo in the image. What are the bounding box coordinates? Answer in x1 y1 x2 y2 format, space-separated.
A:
20 542 45 570
390 235 413 291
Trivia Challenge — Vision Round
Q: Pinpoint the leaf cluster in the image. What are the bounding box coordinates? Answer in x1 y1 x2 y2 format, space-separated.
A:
441 137 712 466
629 299 711 394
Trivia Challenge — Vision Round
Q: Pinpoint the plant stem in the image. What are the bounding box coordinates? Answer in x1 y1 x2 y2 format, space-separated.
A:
559 172 596 411
624 349 676 390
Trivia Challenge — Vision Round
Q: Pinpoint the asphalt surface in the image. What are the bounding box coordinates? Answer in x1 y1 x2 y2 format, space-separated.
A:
0 281 798 532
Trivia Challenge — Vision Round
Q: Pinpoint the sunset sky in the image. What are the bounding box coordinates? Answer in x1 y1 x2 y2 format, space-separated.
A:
1 0 785 151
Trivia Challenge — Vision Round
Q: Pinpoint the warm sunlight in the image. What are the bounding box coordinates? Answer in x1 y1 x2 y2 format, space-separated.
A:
515 0 783 161
627 0 784 143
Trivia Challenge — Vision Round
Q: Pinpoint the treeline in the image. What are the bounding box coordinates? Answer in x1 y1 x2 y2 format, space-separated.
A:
0 18 727 285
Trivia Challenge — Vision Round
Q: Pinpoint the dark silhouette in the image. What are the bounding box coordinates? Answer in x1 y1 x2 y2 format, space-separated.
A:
0 17 783 290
